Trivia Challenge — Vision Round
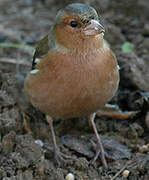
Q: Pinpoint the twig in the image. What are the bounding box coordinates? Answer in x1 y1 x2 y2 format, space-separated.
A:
111 160 137 180
0 57 30 66
0 42 34 54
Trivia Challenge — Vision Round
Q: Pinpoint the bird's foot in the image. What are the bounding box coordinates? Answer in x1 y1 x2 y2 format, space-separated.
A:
54 147 76 166
90 140 110 168
44 145 75 166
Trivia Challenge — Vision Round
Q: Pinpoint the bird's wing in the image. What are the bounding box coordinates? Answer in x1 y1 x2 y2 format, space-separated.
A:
32 35 50 69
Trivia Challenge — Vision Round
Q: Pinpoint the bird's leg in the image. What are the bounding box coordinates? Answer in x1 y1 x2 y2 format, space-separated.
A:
46 115 59 152
88 113 108 168
46 115 74 165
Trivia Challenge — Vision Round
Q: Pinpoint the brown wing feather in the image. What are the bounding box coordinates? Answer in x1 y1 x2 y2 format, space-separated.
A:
32 35 50 69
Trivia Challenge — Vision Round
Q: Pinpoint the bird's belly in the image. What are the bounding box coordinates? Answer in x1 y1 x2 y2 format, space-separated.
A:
25 52 119 119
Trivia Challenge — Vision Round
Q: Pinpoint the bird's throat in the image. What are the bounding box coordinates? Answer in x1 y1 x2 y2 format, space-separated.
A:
51 25 104 54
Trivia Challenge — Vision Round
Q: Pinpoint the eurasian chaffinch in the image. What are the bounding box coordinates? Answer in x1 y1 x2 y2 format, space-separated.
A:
24 3 119 168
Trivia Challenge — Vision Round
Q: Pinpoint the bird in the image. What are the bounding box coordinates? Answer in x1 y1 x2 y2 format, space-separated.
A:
24 3 119 168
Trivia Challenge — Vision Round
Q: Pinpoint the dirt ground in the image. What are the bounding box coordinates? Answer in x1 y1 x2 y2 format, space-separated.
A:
0 0 149 179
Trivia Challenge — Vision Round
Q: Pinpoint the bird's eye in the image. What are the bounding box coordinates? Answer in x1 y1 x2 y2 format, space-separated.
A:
70 21 78 28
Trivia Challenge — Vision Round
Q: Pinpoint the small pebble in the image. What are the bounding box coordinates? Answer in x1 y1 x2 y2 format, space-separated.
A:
122 170 130 178
145 111 149 128
146 143 149 148
35 139 44 147
138 145 148 153
65 173 75 180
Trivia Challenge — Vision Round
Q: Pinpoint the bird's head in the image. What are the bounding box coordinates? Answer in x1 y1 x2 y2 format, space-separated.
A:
50 3 105 52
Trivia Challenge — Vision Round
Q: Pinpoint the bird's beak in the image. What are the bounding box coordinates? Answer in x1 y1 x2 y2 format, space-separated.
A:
83 20 105 36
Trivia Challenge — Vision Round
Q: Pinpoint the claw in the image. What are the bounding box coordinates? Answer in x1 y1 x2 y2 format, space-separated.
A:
44 144 76 166
54 148 75 166
90 139 114 166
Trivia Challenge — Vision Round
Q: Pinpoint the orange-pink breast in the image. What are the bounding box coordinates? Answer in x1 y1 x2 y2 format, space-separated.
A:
24 49 119 119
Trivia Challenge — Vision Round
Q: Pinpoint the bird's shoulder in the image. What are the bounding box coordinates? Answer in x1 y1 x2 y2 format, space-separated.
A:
32 34 50 69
